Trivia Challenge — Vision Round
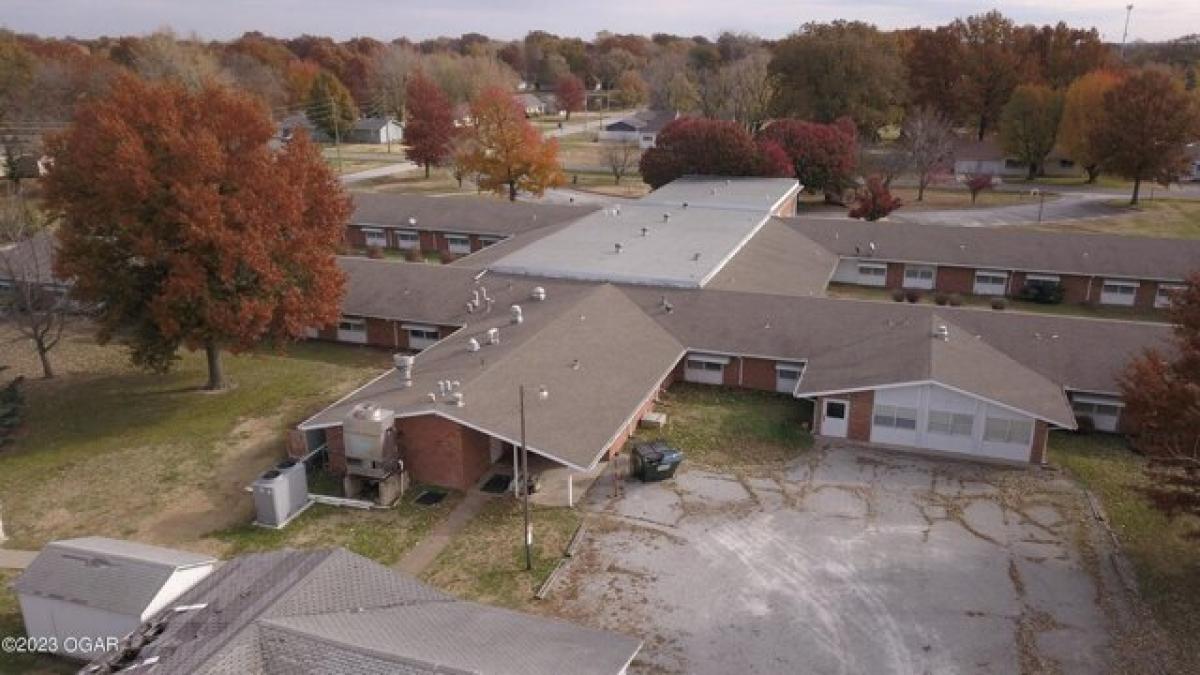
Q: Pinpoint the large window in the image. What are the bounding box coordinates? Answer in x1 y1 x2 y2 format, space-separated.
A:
873 404 918 430
903 265 935 290
362 228 387 248
928 410 973 436
405 324 440 350
394 230 419 249
1155 284 1185 309
857 263 887 287
686 359 724 372
983 417 1033 445
337 317 366 333
445 234 472 254
775 363 803 394
973 270 1008 296
1100 279 1138 306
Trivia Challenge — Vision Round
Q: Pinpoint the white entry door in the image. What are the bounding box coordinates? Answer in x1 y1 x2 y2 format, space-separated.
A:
823 399 850 438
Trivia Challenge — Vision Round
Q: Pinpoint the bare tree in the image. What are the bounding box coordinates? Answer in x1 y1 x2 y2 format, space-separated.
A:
603 142 640 184
0 198 69 379
723 50 774 132
902 107 956 201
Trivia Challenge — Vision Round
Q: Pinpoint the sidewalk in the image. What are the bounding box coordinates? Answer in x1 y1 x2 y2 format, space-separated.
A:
394 490 493 576
0 548 37 570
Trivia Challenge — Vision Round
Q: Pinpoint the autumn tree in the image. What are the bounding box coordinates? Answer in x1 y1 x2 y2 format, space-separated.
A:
615 70 648 108
44 75 350 390
757 118 859 203
848 175 904 221
1058 70 1122 183
999 84 1064 180
404 71 456 177
955 11 1021 140
603 142 639 184
903 27 965 122
769 21 907 136
1092 69 1199 205
0 32 34 124
965 173 994 204
462 86 563 201
901 107 956 201
1119 273 1200 527
307 70 357 141
638 117 785 188
554 74 585 120
0 198 68 379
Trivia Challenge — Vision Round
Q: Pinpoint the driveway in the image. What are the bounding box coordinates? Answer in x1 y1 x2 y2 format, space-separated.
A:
554 443 1160 674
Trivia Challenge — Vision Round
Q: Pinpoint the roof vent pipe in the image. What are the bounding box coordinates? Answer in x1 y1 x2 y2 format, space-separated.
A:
663 213 670 222
467 338 480 352
934 325 950 342
530 286 546 301
480 287 490 303
393 354 414 387
487 327 500 345
450 392 464 407
641 227 649 237
485 297 495 313
471 289 480 306
511 305 524 324
614 242 623 254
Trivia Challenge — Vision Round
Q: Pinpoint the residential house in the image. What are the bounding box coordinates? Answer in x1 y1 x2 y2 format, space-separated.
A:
789 218 1200 311
278 113 331 143
597 110 679 148
346 116 404 145
514 93 546 117
1185 141 1200 181
953 137 1082 179
88 547 642 674
12 537 216 661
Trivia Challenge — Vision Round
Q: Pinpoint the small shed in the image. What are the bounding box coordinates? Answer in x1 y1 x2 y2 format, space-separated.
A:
347 117 404 145
11 537 216 660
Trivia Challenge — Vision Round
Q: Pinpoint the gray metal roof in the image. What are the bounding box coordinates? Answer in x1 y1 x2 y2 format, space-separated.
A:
88 548 640 675
0 230 59 285
785 217 1200 282
12 537 215 617
351 193 595 237
352 117 401 132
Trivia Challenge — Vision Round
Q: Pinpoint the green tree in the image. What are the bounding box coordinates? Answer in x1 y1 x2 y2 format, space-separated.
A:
307 71 357 141
769 21 906 137
999 84 1064 180
1058 70 1122 183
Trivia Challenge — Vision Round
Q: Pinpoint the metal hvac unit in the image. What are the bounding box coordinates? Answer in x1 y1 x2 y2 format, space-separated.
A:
343 402 400 479
253 459 310 528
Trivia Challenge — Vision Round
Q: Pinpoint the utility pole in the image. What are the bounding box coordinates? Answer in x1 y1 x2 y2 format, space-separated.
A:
330 92 344 175
519 384 532 571
1120 5 1134 61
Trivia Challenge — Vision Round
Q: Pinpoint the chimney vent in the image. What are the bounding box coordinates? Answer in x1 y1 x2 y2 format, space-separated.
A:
614 242 623 254
662 213 670 222
510 305 524 324
530 286 546 301
934 325 950 342
467 338 480 352
487 327 500 345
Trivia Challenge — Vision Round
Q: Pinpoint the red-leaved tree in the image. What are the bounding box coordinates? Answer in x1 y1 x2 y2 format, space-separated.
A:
639 118 789 189
965 173 994 204
554 74 586 121
44 74 349 390
756 117 858 203
848 175 904 221
1119 273 1200 529
405 71 457 178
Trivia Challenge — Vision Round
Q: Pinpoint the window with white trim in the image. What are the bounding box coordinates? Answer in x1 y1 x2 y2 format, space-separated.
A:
686 359 724 372
857 263 887 287
872 404 919 430
1071 401 1122 418
973 270 1008 295
337 317 366 333
1100 279 1138 306
983 417 1033 445
405 324 440 349
394 229 419 249
1155 284 1185 309
927 410 974 436
361 228 387 248
445 234 471 254
903 265 935 289
775 363 803 393
478 236 502 248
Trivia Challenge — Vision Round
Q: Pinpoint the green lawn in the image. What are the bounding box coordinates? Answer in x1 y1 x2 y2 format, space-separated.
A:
349 168 474 195
421 498 582 612
0 321 390 552
825 283 1171 324
209 487 461 566
1022 198 1200 239
1050 434 1200 669
634 383 814 471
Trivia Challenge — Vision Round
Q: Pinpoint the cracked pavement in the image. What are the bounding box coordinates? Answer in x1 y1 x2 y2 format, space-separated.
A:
551 443 1162 675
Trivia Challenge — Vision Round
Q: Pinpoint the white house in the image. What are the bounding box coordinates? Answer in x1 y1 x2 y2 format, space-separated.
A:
597 110 678 149
12 537 216 660
347 117 404 145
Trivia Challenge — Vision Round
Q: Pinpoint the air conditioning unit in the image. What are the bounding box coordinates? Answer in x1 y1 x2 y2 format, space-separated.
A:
253 459 310 528
343 402 399 479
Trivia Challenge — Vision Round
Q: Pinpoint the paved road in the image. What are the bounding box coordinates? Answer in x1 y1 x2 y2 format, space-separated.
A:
889 192 1120 227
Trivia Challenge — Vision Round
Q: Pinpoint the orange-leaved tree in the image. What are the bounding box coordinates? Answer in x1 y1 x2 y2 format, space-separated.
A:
43 74 349 390
462 86 563 201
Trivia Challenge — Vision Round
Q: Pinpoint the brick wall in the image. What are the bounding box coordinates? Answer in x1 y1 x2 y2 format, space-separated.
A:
885 263 904 290
739 357 778 391
721 357 740 387
326 426 347 474
1029 420 1048 464
935 266 974 295
397 414 492 490
365 318 396 348
1134 282 1157 309
846 390 875 442
1056 275 1092 304
604 381 665 459
345 226 367 249
418 231 437 252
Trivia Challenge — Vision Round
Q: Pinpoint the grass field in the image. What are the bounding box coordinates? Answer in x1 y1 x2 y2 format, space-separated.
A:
633 383 813 472
349 167 475 195
422 498 582 612
825 283 1171 323
1050 434 1200 670
564 170 649 198
1022 198 1200 239
0 321 391 554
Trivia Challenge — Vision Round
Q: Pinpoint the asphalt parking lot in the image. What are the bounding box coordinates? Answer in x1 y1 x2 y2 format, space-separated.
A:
551 443 1150 675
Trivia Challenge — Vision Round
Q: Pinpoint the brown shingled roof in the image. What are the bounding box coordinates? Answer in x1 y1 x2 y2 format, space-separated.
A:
351 193 595 237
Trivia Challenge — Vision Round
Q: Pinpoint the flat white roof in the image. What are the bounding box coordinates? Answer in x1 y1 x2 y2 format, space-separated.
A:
490 177 800 288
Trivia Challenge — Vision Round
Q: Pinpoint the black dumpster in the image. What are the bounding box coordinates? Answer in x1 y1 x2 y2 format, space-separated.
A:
631 442 684 482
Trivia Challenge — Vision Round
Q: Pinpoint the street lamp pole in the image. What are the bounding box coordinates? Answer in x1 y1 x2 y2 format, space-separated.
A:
1120 5 1134 61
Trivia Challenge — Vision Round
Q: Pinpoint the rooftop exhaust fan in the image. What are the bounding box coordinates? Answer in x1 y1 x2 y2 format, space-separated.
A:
511 305 524 324
530 286 546 301
487 327 500 345
934 325 950 341
467 337 480 352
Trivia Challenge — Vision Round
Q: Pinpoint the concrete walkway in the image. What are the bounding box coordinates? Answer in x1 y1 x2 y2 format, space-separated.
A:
339 161 420 185
394 490 494 576
0 548 37 570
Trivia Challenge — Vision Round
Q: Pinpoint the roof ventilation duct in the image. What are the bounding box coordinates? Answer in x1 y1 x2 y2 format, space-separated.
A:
487 327 500 345
393 354 414 388
511 305 524 324
934 325 950 342
467 337 481 352
530 286 546 301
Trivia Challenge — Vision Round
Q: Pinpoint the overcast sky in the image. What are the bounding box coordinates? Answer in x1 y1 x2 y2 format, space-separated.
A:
3 1 1194 43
